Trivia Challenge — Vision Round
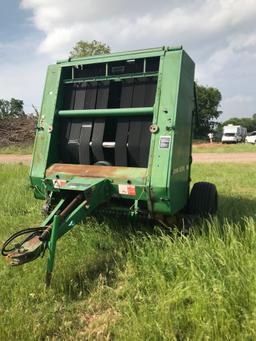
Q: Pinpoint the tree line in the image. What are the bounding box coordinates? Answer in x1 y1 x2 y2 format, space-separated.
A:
221 114 256 132
1 40 255 136
0 98 25 119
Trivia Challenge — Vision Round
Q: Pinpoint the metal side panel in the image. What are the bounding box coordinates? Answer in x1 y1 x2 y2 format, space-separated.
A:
30 64 62 194
148 50 184 214
168 51 195 212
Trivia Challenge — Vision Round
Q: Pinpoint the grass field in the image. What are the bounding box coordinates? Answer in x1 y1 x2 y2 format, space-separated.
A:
0 144 33 155
0 163 256 340
0 142 256 155
193 142 256 153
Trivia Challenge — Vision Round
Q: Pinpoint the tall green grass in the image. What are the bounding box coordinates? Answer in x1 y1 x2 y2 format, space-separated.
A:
0 144 33 155
0 163 255 340
193 143 256 153
1 142 255 155
1 142 255 154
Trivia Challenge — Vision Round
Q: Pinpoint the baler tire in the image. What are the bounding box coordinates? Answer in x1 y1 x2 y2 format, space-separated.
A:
188 182 218 216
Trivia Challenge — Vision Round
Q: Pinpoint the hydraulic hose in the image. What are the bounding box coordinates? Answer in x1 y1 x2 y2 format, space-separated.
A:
1 227 49 265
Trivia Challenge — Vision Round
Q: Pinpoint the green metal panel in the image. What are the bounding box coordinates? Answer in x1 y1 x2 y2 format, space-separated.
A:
29 64 62 198
57 46 167 67
63 72 158 84
168 51 195 213
149 50 182 213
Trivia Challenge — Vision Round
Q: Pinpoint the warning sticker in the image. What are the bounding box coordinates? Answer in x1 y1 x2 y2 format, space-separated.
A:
53 179 67 189
159 136 171 149
118 184 136 196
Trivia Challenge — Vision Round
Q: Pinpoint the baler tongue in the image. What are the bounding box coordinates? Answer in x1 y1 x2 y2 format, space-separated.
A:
1 178 112 286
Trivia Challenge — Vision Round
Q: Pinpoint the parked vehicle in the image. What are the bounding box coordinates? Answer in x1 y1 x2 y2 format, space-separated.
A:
245 131 256 144
221 124 247 143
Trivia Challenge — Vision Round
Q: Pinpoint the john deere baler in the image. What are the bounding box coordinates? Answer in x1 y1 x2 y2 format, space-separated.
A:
2 46 217 285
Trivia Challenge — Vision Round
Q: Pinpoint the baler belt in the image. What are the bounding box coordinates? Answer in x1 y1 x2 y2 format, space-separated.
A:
144 77 157 106
115 118 129 166
96 81 109 109
91 118 105 162
128 118 151 167
73 83 86 110
132 78 146 107
64 120 71 140
61 120 72 162
139 119 151 167
128 118 141 167
67 120 81 163
79 121 93 164
63 84 76 110
84 81 97 109
120 79 134 107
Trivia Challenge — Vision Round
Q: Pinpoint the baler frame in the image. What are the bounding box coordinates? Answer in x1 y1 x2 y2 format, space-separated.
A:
1 46 218 286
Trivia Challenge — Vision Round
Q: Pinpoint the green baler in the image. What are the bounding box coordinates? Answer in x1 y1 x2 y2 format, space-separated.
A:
2 46 217 285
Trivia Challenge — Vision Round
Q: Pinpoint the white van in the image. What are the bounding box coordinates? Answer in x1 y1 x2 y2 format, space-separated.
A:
222 124 247 143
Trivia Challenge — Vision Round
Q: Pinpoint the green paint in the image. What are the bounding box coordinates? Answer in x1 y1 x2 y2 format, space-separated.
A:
58 107 153 117
46 214 60 280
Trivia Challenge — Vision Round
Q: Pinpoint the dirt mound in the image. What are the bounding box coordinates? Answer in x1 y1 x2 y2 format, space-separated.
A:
0 117 36 147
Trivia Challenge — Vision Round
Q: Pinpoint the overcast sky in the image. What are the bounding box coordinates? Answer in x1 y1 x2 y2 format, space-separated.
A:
0 0 256 120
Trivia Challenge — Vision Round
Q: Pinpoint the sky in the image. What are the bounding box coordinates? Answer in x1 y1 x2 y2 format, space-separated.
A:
0 0 256 120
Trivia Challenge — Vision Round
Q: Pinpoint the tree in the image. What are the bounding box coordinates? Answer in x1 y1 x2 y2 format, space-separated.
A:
0 98 24 119
195 84 222 138
69 40 111 58
222 114 256 132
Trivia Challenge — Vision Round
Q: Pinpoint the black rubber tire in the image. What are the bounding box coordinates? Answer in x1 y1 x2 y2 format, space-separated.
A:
188 182 218 216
